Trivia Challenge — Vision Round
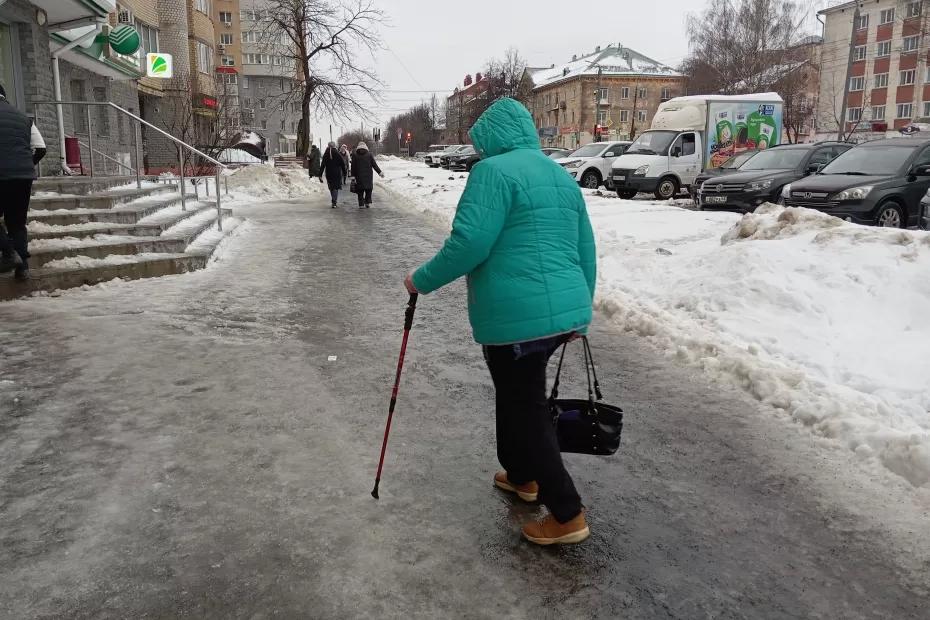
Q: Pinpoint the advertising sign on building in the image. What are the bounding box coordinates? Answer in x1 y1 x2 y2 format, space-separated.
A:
146 53 173 79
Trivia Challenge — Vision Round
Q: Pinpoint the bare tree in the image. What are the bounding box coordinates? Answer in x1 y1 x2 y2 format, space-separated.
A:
257 0 385 159
155 72 243 175
685 0 811 94
485 47 532 103
819 68 871 141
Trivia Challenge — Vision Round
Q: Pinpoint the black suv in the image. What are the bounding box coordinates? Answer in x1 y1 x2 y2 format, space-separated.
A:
697 142 851 213
785 138 930 228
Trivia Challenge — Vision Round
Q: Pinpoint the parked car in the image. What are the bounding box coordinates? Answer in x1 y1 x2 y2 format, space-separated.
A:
545 148 572 160
697 141 851 213
443 146 477 170
783 138 930 228
690 149 760 200
425 145 463 167
450 149 481 172
554 141 632 190
413 151 429 159
439 145 474 169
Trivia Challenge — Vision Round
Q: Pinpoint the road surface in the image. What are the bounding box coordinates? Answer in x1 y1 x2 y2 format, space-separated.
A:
1 189 927 619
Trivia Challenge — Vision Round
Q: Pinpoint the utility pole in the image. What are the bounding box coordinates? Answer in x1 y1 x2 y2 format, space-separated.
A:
629 81 641 140
593 66 603 142
837 7 860 141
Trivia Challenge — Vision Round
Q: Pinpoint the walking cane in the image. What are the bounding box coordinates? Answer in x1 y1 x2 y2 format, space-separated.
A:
371 292 419 499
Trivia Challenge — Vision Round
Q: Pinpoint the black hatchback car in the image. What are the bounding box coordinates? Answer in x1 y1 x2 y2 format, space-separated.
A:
698 142 851 212
785 138 930 228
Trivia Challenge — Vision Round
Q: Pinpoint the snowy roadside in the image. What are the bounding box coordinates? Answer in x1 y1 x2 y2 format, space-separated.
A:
377 155 930 493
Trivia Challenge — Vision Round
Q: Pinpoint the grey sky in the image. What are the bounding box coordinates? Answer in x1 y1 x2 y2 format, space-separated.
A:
317 0 830 145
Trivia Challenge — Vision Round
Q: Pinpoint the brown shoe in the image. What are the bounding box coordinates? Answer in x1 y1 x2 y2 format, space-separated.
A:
493 471 539 502
522 511 590 545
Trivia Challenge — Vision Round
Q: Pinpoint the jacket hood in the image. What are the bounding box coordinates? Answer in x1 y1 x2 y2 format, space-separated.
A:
469 97 539 159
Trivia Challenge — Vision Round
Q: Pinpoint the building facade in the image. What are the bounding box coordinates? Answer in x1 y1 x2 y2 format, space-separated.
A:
524 44 686 148
445 73 492 144
818 0 930 140
237 0 301 156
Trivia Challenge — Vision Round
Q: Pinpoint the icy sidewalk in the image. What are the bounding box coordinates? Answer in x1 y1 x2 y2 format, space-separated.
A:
378 155 930 492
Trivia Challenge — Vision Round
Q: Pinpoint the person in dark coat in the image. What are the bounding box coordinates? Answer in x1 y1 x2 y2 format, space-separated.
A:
0 83 38 281
350 142 383 208
308 144 322 178
319 141 347 208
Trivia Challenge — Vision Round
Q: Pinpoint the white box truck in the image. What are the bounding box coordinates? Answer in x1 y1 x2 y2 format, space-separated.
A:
610 93 784 200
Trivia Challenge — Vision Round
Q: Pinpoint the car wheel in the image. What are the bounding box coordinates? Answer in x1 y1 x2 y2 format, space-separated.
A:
875 202 905 228
654 177 679 200
616 189 637 199
581 170 601 189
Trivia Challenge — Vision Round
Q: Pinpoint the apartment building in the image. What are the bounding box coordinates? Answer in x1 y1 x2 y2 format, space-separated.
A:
523 44 686 149
212 0 241 138
445 73 493 144
818 0 930 139
238 0 301 155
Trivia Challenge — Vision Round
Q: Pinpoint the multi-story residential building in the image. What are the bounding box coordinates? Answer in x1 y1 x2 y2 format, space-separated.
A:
212 0 241 137
238 0 301 155
523 44 686 149
817 0 930 140
445 73 492 144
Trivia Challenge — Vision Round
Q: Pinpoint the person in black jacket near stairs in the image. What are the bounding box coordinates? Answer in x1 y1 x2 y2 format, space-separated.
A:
0 84 39 281
350 142 383 208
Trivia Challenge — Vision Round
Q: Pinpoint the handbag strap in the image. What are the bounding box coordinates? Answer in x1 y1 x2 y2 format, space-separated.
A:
549 337 598 403
582 336 603 401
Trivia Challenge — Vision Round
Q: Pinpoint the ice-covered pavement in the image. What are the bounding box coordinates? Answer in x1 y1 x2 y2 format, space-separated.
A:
379 156 930 492
2 191 928 617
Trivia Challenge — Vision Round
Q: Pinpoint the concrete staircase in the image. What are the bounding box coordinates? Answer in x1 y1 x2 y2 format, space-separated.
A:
0 176 239 300
274 155 305 169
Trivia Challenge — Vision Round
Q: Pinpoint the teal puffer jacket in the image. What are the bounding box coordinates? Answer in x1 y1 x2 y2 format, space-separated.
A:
412 98 596 345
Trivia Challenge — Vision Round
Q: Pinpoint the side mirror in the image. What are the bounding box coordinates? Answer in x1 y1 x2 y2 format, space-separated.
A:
806 163 825 174
671 147 682 157
603 152 615 158
912 164 930 176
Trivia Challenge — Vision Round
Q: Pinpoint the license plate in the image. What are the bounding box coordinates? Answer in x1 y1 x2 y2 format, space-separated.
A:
705 196 727 204
613 175 626 181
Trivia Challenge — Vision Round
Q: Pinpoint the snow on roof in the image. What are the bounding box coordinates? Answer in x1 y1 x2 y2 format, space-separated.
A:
529 44 681 89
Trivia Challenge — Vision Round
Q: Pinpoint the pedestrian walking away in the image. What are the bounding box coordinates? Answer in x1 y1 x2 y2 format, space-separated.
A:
339 144 351 184
319 141 347 208
350 142 384 208
403 97 597 545
0 83 43 281
308 144 322 179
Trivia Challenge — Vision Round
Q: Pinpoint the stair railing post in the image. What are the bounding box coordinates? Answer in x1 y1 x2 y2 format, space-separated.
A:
86 106 94 177
179 148 186 211
215 166 223 232
130 108 142 188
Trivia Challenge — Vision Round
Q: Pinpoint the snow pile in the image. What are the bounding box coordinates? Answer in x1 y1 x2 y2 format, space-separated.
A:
382 158 930 488
223 164 324 201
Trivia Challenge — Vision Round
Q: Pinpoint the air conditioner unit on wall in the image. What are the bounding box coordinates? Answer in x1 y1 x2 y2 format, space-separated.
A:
117 9 133 24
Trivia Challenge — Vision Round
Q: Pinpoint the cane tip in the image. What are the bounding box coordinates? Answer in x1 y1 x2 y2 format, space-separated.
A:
371 483 380 499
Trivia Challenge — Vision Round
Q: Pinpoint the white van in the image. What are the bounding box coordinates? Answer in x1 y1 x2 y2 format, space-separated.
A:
610 93 784 199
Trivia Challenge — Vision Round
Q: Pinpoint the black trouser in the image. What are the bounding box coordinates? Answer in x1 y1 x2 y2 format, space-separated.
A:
357 187 373 206
329 189 339 204
0 179 31 266
483 340 583 523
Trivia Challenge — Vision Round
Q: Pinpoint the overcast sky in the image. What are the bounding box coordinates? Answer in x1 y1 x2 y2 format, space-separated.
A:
315 0 830 145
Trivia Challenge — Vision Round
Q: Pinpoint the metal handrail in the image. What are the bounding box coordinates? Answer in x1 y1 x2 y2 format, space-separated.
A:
33 100 229 231
77 140 135 175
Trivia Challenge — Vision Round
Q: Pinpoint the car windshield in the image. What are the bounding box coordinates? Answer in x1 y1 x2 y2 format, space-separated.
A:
722 151 758 169
820 145 914 175
626 131 678 155
738 148 807 170
568 144 607 158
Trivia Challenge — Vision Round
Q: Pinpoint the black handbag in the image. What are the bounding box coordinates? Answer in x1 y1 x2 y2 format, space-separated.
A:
549 337 624 456
349 177 358 193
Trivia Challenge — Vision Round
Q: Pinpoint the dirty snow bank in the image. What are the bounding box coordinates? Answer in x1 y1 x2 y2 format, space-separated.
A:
381 157 930 489
223 164 324 201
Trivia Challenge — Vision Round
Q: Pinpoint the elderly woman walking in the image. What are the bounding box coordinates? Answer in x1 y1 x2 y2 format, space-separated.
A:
404 98 597 545
350 142 383 208
319 141 346 208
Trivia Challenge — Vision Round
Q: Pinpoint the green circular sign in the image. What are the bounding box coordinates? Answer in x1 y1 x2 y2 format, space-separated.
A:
109 24 141 55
